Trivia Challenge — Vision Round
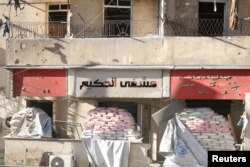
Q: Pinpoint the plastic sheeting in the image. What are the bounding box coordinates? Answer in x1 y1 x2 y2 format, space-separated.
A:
8 107 52 138
229 0 239 30
82 138 130 167
159 116 207 167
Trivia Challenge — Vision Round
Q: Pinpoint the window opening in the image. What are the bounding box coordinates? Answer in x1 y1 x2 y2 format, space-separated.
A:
104 0 131 37
105 0 131 7
199 2 225 35
26 100 53 118
48 4 70 38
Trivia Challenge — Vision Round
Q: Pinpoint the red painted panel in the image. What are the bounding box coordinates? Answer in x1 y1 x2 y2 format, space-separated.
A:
171 70 250 100
13 70 66 97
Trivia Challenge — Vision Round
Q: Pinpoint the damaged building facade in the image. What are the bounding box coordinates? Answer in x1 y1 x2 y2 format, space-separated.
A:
0 0 250 166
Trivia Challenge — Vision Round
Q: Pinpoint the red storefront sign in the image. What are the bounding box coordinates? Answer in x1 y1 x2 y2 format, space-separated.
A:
171 70 250 100
13 69 66 97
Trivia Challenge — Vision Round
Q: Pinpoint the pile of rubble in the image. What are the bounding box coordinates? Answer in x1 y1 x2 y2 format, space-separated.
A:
82 107 141 142
178 108 236 151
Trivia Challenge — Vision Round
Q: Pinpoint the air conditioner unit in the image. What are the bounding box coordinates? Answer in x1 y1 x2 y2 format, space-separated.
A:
49 154 75 167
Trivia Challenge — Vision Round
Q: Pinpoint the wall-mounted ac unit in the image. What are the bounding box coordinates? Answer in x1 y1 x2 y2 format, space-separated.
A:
49 154 74 167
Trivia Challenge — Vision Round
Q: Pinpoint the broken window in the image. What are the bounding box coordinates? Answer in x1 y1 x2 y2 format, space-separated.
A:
104 0 131 37
199 2 225 35
48 4 70 38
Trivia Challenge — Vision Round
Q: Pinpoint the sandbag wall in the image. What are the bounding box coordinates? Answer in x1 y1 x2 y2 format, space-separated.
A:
178 107 237 151
82 107 141 142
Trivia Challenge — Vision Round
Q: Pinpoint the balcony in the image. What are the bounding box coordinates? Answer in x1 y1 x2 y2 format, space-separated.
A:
9 20 159 39
165 18 250 36
9 18 250 39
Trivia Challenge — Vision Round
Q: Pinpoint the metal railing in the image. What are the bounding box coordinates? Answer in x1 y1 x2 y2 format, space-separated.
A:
52 120 83 139
165 18 250 36
104 20 130 37
9 22 68 38
9 19 250 38
9 20 159 39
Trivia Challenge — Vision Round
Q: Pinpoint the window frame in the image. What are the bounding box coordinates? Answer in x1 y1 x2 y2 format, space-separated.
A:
198 0 228 35
104 0 131 8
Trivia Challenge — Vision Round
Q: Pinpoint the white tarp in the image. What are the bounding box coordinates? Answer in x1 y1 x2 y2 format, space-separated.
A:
82 138 130 167
8 107 52 138
159 116 207 167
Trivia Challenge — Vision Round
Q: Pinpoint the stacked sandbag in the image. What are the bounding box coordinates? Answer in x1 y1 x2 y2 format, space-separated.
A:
82 107 141 142
178 107 236 151
9 109 26 133
8 107 52 138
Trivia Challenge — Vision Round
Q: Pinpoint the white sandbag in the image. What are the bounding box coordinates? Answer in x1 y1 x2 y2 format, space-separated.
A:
9 119 22 127
7 107 52 138
11 114 24 121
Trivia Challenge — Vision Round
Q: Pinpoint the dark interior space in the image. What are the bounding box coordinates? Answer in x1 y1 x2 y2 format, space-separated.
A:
199 2 225 35
105 0 131 6
104 8 131 37
26 100 53 119
49 12 67 22
186 100 231 116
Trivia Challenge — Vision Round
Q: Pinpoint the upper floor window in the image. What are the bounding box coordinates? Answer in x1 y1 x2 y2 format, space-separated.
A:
104 0 131 7
48 3 70 38
104 0 131 37
199 1 226 36
48 4 70 11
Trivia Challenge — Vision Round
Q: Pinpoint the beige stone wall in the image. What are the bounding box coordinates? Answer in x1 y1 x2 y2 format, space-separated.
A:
0 4 46 23
132 0 158 36
238 0 250 34
0 38 6 65
70 0 103 38
6 36 250 66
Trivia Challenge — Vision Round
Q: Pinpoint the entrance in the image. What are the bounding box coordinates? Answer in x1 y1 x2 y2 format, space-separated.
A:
186 100 244 143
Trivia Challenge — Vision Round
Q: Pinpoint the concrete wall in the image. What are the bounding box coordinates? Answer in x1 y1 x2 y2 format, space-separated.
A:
5 138 151 167
0 3 47 23
70 0 103 38
132 0 158 36
166 0 198 20
6 36 250 66
0 38 5 65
